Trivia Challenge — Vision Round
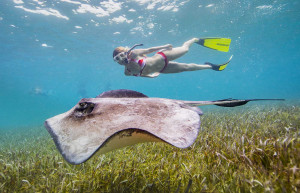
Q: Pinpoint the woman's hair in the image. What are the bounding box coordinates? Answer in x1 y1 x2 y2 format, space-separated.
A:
113 47 127 57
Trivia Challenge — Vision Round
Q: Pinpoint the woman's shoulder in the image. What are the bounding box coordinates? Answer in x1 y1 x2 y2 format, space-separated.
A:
129 50 140 58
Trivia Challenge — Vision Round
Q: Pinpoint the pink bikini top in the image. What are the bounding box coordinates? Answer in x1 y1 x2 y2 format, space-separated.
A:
126 57 147 76
131 58 146 69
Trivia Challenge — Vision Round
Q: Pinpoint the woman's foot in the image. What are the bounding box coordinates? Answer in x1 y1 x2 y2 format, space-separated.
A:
193 38 199 43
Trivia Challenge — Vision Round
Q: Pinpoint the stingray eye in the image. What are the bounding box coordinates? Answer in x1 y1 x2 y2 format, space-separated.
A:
79 102 86 108
74 102 95 117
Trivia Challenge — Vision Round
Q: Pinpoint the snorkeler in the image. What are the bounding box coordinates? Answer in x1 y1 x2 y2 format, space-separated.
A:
113 38 233 78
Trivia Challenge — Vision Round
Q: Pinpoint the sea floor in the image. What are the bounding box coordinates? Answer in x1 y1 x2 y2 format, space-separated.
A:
0 105 299 192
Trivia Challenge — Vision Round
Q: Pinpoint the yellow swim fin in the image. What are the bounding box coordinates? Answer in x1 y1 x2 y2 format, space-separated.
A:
206 55 233 71
196 37 231 52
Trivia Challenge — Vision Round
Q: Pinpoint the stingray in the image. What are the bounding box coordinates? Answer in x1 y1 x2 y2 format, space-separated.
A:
44 89 283 164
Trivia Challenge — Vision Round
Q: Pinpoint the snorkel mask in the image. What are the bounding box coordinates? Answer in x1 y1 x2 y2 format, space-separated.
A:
113 44 143 65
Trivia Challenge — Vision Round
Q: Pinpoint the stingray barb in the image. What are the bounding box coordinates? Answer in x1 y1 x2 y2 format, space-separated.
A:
45 89 284 164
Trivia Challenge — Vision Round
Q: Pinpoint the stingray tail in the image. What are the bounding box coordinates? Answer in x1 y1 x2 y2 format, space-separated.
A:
183 99 285 107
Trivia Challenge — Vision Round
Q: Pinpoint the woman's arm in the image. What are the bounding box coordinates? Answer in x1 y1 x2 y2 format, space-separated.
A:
131 44 172 56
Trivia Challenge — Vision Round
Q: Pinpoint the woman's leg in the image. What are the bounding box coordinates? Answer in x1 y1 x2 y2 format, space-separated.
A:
162 38 198 61
161 61 212 73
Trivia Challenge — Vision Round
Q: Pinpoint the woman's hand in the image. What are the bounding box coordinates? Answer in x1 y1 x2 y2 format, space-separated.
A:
165 44 173 50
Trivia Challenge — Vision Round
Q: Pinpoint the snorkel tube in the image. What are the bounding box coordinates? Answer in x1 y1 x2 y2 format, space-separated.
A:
126 43 144 55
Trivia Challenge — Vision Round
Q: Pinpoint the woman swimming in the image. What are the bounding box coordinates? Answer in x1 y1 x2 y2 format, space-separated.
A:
113 38 232 78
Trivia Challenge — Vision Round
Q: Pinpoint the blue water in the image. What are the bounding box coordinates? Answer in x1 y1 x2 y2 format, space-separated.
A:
1 0 299 128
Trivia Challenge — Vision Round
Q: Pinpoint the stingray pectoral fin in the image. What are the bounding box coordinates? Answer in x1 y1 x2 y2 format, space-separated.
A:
184 99 285 107
45 117 161 165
